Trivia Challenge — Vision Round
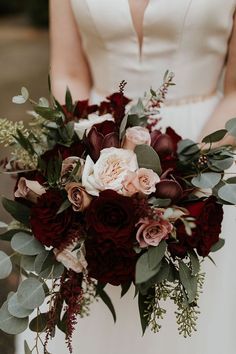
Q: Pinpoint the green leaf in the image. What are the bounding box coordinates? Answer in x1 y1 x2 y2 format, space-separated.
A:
8 293 33 318
135 252 162 284
57 199 71 214
13 129 35 155
119 113 129 138
0 302 29 335
188 250 200 276
148 241 167 270
2 198 30 226
138 288 154 335
208 157 234 171
17 278 45 310
97 288 116 323
0 251 12 279
121 282 132 297
65 87 73 112
12 87 29 104
29 312 48 332
21 255 36 272
191 172 221 189
0 228 28 242
134 145 162 175
225 117 236 137
210 238 225 252
177 139 199 156
34 106 64 122
11 232 44 256
138 259 170 295
202 129 227 144
218 184 236 204
179 261 198 303
24 340 32 354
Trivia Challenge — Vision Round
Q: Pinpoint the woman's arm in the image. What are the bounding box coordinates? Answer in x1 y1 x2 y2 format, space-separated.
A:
50 0 92 103
199 12 236 146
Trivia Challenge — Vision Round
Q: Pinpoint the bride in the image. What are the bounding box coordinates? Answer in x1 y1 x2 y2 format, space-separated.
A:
17 0 236 353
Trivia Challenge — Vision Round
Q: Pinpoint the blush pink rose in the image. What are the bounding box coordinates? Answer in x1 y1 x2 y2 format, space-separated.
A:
136 216 173 248
122 168 160 196
14 177 46 203
122 126 151 150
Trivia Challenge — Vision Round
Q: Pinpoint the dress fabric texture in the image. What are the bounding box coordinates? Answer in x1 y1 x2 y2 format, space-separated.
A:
16 1 236 353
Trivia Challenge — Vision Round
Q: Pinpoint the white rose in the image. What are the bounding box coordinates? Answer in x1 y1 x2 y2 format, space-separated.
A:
82 147 138 196
74 113 114 139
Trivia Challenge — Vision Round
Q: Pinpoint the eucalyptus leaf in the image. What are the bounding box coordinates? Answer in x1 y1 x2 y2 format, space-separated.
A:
21 87 29 101
0 251 12 279
135 145 162 175
0 302 29 335
2 198 30 226
202 129 227 144
11 232 44 256
225 117 236 137
0 228 29 242
38 97 49 107
148 241 167 270
21 255 36 272
34 250 51 274
179 261 198 303
17 278 45 310
191 173 221 189
209 157 234 171
135 252 162 284
29 312 48 332
210 238 225 252
218 184 236 204
177 139 199 156
8 293 33 318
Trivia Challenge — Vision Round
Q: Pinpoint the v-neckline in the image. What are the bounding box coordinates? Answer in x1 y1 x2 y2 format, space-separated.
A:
126 0 151 60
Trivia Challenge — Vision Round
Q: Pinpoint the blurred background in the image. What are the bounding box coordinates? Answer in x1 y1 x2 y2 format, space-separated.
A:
0 1 49 353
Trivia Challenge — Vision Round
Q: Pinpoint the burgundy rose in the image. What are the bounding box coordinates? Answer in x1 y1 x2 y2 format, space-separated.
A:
168 196 223 258
151 127 182 171
85 120 119 161
106 92 131 126
85 189 136 246
30 190 80 248
73 100 98 119
85 239 137 285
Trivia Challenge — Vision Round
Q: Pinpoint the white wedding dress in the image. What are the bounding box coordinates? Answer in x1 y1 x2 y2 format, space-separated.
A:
16 1 236 353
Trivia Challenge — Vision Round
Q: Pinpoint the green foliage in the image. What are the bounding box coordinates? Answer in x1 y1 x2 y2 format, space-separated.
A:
179 261 198 304
135 144 162 175
191 172 221 189
17 278 45 310
96 286 116 323
2 198 30 226
11 232 44 256
0 251 12 279
29 312 48 332
0 301 29 335
8 293 33 318
202 129 227 144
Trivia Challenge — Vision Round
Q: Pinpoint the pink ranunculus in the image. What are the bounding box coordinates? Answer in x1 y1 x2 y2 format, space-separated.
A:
14 177 46 203
136 216 173 248
122 126 151 151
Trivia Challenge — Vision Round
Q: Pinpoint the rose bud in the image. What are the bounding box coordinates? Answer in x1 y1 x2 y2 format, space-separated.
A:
136 216 173 248
155 179 183 203
65 182 92 212
151 131 175 158
122 126 151 151
85 120 119 161
14 177 46 203
53 242 87 273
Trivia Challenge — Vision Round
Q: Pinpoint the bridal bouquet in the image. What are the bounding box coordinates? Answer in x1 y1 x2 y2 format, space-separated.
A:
0 73 236 354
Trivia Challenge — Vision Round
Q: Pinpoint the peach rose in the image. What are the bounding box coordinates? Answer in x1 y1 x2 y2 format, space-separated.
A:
14 177 46 203
53 242 87 273
136 217 173 248
65 182 92 211
122 168 160 196
122 126 151 150
61 156 84 184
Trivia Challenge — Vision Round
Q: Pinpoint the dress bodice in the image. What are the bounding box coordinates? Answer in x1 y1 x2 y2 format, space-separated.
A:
70 0 236 100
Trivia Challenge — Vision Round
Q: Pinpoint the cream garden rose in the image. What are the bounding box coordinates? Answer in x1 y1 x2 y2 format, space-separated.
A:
82 147 138 196
74 113 114 139
122 126 151 150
